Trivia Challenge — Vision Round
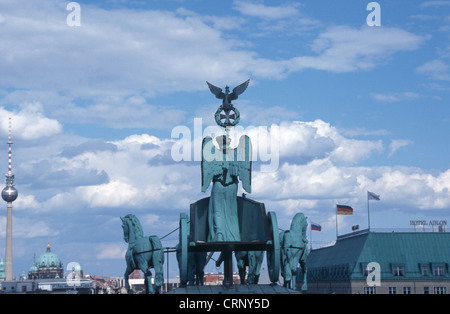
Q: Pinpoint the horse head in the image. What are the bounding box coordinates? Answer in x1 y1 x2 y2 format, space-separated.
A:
121 214 144 244
290 213 308 246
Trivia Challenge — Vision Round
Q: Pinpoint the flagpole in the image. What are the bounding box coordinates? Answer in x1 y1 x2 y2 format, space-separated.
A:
335 205 338 239
367 191 371 231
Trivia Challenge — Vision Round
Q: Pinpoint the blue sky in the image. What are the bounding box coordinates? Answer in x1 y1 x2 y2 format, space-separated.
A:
0 0 449 279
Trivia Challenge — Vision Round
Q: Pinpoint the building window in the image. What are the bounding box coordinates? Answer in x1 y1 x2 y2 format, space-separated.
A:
421 265 429 276
434 287 446 294
403 287 412 294
433 266 444 277
393 266 405 277
364 287 376 294
424 287 430 294
388 287 397 294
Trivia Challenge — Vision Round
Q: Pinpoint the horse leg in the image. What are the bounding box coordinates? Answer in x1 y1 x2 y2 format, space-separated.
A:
283 262 292 288
235 252 247 284
291 267 297 290
300 261 308 292
151 242 164 293
153 263 164 294
124 267 133 294
253 251 264 285
143 269 154 294
248 252 256 284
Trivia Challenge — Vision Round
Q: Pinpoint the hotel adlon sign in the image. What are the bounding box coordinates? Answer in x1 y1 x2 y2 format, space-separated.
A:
410 220 447 226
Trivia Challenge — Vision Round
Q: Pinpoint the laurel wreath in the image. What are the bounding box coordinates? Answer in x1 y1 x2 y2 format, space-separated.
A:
215 105 240 128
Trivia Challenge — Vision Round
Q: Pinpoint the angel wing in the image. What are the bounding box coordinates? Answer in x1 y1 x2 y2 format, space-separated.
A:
229 80 250 101
233 135 252 193
201 136 220 192
206 81 225 100
201 135 252 193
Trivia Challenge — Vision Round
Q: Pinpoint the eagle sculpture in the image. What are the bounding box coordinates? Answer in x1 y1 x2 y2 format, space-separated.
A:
206 80 250 110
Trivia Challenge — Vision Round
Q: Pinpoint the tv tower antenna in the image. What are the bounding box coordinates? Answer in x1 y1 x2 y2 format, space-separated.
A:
2 117 18 280
7 117 12 176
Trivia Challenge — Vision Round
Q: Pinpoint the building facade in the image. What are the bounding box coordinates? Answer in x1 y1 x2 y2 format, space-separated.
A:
0 259 4 280
28 243 64 280
307 230 450 294
0 278 94 294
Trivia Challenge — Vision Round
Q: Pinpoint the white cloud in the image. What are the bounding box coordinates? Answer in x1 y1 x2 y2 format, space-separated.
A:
0 103 62 140
389 139 413 157
77 180 140 208
273 120 383 165
370 92 423 103
12 111 448 222
0 216 58 239
416 59 450 81
233 1 301 19
7 109 449 272
366 168 450 210
96 243 127 260
421 1 450 8
0 0 253 96
13 120 382 212
290 26 426 73
0 2 425 100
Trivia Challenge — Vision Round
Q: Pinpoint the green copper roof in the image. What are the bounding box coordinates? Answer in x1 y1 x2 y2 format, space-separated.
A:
29 263 38 272
307 231 450 282
36 243 62 269
354 232 450 281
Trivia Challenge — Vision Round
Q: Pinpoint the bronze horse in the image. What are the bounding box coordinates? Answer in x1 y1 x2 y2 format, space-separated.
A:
280 213 309 291
121 214 164 294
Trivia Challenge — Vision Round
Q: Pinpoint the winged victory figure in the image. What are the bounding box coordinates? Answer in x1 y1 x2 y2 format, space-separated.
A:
201 133 252 242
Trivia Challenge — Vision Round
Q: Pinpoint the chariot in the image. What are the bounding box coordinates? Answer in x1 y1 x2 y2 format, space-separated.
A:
178 195 280 286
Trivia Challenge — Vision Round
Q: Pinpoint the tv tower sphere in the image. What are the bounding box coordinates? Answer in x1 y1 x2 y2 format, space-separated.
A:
2 179 18 203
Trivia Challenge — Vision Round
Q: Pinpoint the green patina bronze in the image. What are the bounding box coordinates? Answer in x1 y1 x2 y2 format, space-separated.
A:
121 214 164 294
202 80 252 242
176 214 207 286
120 79 312 292
235 250 264 284
201 134 252 242
207 80 249 127
176 80 281 287
280 213 309 291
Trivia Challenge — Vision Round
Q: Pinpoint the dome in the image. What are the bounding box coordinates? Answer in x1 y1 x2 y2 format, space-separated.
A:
2 185 18 202
36 243 62 269
29 263 38 272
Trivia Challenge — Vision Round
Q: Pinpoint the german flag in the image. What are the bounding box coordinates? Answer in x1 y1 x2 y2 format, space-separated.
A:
337 204 353 215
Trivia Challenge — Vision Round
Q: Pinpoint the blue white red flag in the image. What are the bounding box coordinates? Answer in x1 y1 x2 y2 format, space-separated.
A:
311 222 322 231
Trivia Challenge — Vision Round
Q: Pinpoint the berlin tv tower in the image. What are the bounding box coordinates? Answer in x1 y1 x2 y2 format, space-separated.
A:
1 118 18 280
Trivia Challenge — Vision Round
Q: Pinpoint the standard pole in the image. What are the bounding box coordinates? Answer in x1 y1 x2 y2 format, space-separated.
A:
222 246 233 287
367 193 371 231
